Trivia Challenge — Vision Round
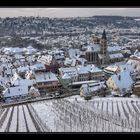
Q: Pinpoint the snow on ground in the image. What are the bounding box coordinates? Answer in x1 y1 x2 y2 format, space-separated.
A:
93 101 98 109
108 101 113 115
18 106 27 132
29 95 140 132
9 106 17 132
127 101 135 115
118 102 126 119
103 101 108 114
1 95 140 132
121 101 130 118
65 95 140 121
0 109 6 121
31 101 58 132
0 107 12 132
23 105 37 132
0 105 40 132
133 102 140 114
98 100 102 111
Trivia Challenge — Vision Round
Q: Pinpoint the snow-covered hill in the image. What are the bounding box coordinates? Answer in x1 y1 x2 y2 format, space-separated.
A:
1 96 140 132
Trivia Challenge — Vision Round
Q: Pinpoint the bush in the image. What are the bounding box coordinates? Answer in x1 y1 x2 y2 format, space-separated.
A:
84 96 92 100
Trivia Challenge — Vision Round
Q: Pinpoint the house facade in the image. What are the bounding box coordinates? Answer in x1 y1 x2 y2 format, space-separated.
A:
33 72 61 94
80 81 106 98
37 55 60 73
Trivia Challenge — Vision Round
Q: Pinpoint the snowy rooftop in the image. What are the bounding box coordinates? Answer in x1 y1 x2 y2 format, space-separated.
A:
127 59 140 73
59 67 78 77
104 65 119 73
77 64 102 74
17 66 29 73
11 79 34 87
30 63 46 71
86 44 100 52
3 47 24 54
81 82 105 95
119 64 136 73
68 48 81 59
37 55 54 65
35 72 58 83
70 80 99 85
109 53 124 59
14 54 25 60
107 46 121 52
111 71 134 93
3 46 37 55
104 63 135 74
64 58 73 65
3 85 28 98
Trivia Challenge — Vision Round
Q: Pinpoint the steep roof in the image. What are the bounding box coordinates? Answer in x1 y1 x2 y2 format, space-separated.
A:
3 85 28 98
102 29 107 40
77 64 103 74
111 71 134 94
35 72 58 83
59 67 78 77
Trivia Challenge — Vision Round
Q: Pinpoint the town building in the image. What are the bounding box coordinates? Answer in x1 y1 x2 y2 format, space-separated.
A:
132 75 140 97
106 71 134 96
59 67 78 85
28 86 40 98
80 81 106 99
133 81 140 97
2 85 29 101
104 63 137 80
83 29 109 65
76 64 104 81
59 64 104 88
33 72 61 94
107 46 123 63
81 30 124 65
37 55 60 73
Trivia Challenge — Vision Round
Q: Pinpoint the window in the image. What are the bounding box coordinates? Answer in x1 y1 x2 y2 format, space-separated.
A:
38 83 42 86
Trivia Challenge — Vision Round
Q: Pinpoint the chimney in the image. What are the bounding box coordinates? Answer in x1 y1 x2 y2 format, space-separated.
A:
118 75 121 81
8 88 10 94
49 72 51 79
2 71 4 77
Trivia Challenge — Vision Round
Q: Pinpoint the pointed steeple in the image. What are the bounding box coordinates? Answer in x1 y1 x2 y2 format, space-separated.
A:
102 29 107 40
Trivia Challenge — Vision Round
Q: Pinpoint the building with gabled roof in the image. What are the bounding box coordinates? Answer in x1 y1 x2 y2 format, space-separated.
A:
80 81 106 99
106 71 134 96
33 72 61 94
37 55 60 73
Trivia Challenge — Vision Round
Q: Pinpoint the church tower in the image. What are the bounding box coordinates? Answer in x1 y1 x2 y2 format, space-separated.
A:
100 29 108 64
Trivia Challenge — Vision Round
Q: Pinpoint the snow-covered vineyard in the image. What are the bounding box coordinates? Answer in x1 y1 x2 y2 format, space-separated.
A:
1 96 140 132
0 104 45 132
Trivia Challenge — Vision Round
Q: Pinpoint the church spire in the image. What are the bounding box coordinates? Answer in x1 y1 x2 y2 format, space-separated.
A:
102 29 107 40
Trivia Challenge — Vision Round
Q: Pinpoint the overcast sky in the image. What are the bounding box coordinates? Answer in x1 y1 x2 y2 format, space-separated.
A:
0 8 140 18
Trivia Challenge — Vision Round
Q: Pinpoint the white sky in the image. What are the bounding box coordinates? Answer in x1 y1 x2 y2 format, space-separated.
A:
0 8 140 17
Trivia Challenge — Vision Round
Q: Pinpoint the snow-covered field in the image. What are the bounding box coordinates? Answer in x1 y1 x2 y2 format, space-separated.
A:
0 108 13 132
1 95 140 132
9 106 17 132
0 104 41 132
30 96 140 132
22 105 37 132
